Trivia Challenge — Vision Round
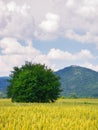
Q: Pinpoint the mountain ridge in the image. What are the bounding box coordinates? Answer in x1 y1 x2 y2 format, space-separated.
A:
0 65 98 98
56 65 98 97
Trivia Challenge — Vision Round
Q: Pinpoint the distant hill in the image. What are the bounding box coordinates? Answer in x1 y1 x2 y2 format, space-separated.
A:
56 65 98 98
0 77 9 97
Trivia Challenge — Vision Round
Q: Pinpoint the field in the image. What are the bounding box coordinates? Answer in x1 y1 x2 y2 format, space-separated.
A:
0 99 98 130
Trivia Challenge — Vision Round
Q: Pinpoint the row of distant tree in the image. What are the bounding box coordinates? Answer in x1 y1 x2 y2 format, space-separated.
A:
0 91 6 98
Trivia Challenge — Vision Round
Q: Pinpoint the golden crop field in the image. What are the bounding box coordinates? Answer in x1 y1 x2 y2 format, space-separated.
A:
0 98 98 130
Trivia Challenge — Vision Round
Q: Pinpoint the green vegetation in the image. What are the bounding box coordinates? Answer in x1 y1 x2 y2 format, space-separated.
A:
7 62 61 103
56 65 98 97
1 65 98 98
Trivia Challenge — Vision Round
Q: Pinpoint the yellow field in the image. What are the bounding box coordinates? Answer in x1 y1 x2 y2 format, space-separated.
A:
0 98 98 130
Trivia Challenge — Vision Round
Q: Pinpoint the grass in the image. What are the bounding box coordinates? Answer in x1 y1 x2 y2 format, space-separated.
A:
0 98 98 130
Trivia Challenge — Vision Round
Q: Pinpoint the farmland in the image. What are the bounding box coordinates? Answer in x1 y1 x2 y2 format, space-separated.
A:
0 98 98 130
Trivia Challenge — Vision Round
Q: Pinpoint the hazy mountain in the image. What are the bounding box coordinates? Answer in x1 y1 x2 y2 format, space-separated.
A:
0 77 9 97
56 65 98 97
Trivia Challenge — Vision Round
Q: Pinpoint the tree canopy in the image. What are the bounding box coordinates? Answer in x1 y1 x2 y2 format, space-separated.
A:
7 62 61 103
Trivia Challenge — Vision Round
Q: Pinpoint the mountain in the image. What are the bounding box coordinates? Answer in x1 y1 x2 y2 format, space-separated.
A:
0 77 9 97
0 66 98 98
56 65 98 97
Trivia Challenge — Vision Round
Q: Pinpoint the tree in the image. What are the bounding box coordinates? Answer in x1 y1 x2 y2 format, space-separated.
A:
7 62 61 103
69 93 78 99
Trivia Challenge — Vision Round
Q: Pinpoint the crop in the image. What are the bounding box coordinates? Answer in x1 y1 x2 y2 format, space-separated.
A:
0 98 98 130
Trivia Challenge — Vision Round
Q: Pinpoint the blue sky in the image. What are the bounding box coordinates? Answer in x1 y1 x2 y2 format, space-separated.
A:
0 0 98 76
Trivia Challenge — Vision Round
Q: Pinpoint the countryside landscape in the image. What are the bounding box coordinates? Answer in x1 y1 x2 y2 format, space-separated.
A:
0 65 98 130
0 0 98 129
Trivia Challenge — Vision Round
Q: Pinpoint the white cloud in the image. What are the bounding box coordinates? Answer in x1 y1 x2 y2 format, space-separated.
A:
0 0 98 44
77 49 94 59
0 37 40 55
66 0 75 7
48 48 94 61
0 0 98 75
48 48 72 60
0 37 53 76
65 30 98 45
82 62 98 72
7 1 30 15
39 13 60 33
7 1 17 12
0 57 11 76
0 37 40 76
0 37 96 76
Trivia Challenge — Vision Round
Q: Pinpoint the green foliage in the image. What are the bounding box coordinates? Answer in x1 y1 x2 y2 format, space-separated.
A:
69 93 78 99
56 65 98 97
7 62 61 103
59 96 66 99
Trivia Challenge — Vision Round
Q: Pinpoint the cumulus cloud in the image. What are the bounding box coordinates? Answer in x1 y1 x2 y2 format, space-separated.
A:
65 30 98 45
0 0 98 43
0 37 41 76
82 62 98 72
0 37 95 76
39 13 60 32
48 48 94 61
0 37 40 55
0 0 98 75
6 1 30 15
0 37 54 76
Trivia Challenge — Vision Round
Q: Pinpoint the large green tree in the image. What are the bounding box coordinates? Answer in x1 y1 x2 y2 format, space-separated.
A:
7 62 61 102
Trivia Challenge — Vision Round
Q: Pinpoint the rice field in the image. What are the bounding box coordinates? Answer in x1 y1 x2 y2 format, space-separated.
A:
0 98 98 130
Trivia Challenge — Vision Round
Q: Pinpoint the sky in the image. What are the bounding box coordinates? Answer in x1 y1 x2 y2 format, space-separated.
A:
0 0 98 76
